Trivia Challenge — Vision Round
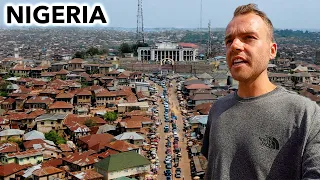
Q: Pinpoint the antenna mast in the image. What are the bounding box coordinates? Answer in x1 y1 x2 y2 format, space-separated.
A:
137 0 145 44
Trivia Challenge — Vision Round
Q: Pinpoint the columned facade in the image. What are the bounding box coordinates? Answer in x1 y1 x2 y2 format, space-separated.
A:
137 42 198 62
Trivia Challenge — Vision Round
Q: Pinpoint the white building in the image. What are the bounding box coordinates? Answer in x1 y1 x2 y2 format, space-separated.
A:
137 42 198 62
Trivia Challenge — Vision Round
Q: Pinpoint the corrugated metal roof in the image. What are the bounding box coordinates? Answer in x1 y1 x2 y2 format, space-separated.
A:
35 114 67 122
0 129 25 136
114 132 144 140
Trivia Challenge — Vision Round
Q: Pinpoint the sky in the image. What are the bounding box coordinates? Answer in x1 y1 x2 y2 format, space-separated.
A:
1 0 320 30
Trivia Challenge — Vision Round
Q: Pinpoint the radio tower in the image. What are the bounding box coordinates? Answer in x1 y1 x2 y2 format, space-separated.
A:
207 20 213 58
137 0 144 44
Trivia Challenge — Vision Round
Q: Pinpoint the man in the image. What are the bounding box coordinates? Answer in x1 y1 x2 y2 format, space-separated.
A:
201 3 320 180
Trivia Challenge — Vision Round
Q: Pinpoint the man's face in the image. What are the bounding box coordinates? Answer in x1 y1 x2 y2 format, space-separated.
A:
225 13 277 83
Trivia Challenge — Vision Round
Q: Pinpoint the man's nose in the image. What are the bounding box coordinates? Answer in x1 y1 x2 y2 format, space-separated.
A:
230 38 244 51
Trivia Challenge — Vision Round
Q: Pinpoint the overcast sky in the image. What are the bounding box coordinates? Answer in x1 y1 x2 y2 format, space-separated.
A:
1 0 319 30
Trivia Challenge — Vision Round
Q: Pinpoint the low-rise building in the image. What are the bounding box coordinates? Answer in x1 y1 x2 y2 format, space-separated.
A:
117 102 149 114
35 114 67 134
1 149 43 165
48 101 74 114
32 166 65 180
94 151 151 180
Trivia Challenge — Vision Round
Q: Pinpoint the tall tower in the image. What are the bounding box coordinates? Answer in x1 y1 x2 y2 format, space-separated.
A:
136 0 144 44
207 20 213 58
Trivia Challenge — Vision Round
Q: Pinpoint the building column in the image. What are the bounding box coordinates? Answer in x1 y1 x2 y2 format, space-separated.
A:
179 50 183 61
151 49 155 61
193 50 196 61
138 49 142 61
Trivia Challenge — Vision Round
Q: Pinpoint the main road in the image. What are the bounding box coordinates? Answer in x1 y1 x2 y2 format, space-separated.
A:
154 80 192 180
169 80 192 180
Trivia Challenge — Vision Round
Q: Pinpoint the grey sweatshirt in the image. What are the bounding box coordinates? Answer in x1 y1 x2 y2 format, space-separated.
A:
201 86 320 180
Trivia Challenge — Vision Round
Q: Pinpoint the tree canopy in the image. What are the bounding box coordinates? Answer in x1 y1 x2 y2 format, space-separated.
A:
73 47 108 59
84 119 96 127
103 112 118 122
45 130 66 145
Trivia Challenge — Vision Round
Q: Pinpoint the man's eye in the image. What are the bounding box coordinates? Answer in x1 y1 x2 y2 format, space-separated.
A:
246 36 255 39
225 40 233 44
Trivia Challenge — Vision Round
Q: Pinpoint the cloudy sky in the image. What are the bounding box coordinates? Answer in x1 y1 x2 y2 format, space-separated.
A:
1 0 319 30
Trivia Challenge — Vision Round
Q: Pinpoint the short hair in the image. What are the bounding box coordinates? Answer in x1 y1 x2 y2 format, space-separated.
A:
233 3 274 42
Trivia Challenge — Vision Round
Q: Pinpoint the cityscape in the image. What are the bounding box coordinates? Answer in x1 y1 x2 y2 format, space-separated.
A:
1 1 320 180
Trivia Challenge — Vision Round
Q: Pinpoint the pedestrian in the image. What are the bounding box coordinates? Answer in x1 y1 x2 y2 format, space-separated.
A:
202 3 320 180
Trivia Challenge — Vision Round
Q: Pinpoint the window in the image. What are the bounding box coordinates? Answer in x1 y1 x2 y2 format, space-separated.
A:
41 122 44 125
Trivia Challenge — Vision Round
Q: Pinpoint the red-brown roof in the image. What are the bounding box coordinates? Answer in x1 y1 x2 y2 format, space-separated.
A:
58 144 72 152
106 140 139 152
23 139 47 149
32 80 47 86
136 91 145 99
126 94 138 103
10 65 31 71
7 149 42 158
25 96 54 105
97 149 119 159
40 88 60 95
69 58 84 64
66 123 90 132
41 72 56 77
185 84 211 90
33 166 63 177
124 110 148 117
77 89 92 96
49 101 73 109
69 169 103 180
178 42 199 48
1 97 15 105
95 89 116 97
0 163 31 177
0 142 20 154
56 69 69 75
78 134 114 150
64 114 106 126
117 73 129 79
56 92 75 99
63 152 99 167
41 158 63 168
194 102 212 115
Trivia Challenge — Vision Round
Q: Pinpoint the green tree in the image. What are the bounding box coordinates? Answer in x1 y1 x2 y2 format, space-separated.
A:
0 81 10 97
45 130 66 145
119 43 132 54
84 119 96 127
131 42 149 56
86 47 100 57
103 112 118 122
73 51 86 59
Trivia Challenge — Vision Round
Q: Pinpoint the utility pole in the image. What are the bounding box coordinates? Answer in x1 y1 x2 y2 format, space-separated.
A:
207 20 213 59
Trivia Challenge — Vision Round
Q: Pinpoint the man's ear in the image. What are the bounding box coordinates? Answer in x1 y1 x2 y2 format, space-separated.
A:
270 43 277 60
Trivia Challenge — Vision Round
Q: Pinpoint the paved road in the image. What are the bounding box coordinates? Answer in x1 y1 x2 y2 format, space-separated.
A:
169 80 192 180
156 85 168 180
154 80 192 180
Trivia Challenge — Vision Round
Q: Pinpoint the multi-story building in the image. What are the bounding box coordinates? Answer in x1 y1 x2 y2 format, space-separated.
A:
137 42 198 62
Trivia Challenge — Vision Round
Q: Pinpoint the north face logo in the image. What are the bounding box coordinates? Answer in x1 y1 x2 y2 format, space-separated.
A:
259 135 279 150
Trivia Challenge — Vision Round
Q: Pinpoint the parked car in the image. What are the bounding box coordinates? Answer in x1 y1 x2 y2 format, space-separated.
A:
164 169 172 176
166 163 172 169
